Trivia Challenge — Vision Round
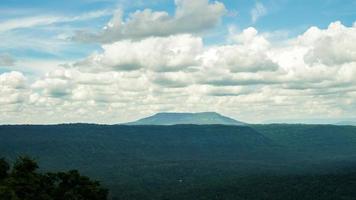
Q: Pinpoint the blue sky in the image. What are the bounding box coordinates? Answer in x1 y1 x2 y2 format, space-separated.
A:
0 0 356 124
1 0 355 64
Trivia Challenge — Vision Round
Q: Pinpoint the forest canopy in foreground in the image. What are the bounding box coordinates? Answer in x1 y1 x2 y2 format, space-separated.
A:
0 156 108 200
1 156 356 200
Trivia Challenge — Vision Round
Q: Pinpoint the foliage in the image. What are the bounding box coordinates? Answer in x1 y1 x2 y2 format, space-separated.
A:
1 124 356 199
0 156 108 200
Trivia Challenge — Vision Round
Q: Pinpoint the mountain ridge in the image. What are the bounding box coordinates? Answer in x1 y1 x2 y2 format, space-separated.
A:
125 112 246 126
335 121 356 126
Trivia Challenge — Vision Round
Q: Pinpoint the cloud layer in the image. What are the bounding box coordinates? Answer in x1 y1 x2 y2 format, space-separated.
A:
1 19 356 124
1 0 356 124
73 0 226 43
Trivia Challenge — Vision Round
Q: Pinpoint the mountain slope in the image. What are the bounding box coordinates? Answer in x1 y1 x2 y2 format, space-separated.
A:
0 124 281 165
0 124 286 197
252 124 356 160
335 121 356 126
2 124 356 199
126 112 246 125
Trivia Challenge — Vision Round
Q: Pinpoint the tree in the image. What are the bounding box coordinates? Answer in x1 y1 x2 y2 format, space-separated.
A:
0 156 108 200
0 158 9 180
53 170 108 200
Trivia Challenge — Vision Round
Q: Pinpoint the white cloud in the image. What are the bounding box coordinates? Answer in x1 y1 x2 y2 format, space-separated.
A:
0 71 28 106
199 27 279 75
150 71 194 88
73 0 226 42
0 16 60 32
229 27 270 50
251 2 267 23
0 71 26 89
75 34 203 72
0 10 110 32
302 21 356 66
2 21 356 124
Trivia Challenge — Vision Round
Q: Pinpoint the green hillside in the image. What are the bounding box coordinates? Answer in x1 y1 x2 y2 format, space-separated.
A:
2 124 356 199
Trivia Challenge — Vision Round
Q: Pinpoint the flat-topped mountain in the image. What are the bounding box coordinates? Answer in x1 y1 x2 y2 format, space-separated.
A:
125 112 246 125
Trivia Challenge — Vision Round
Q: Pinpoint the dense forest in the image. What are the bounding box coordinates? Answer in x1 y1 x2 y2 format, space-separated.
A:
1 124 356 199
0 156 107 200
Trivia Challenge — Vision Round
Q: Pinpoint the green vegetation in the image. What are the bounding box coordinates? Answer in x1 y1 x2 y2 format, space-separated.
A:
157 172 356 200
252 124 356 160
1 124 356 199
0 156 108 200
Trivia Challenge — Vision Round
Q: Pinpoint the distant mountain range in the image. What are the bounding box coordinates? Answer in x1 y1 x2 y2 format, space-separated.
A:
125 112 246 126
335 121 356 126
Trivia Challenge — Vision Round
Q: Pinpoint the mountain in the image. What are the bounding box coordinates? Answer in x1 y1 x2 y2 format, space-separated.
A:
126 112 246 125
335 121 356 126
2 124 356 199
0 124 285 199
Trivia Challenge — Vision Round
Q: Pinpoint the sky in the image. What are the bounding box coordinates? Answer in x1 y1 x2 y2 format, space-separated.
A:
0 0 356 124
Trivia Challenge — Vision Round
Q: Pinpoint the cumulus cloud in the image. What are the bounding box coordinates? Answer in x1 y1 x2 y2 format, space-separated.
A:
0 71 27 106
0 71 26 89
205 86 250 96
75 27 278 75
302 21 356 66
75 34 203 72
201 45 278 73
73 0 226 43
150 71 194 88
197 27 279 87
72 21 356 93
75 21 356 122
31 68 151 102
2 21 356 124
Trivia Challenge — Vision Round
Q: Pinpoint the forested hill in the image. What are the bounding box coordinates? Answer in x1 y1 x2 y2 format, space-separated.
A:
0 124 284 165
1 124 356 199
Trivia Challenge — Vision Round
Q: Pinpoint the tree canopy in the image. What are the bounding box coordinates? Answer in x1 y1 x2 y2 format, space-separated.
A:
0 156 108 200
